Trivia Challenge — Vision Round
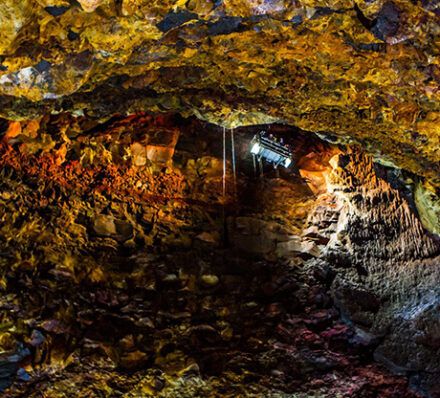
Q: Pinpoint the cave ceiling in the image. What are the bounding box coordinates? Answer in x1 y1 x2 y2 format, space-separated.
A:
1 0 440 188
4 2 440 395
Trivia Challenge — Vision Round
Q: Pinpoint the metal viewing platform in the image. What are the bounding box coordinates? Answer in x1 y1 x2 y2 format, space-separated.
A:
249 131 293 169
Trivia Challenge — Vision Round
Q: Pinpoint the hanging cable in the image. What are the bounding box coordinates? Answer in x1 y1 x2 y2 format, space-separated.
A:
253 154 257 178
221 126 227 248
230 127 237 198
222 126 226 198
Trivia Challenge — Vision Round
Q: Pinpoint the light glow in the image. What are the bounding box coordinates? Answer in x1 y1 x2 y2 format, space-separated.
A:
284 158 292 168
250 143 261 155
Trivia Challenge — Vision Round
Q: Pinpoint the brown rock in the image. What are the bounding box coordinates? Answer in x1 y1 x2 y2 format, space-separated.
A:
119 350 149 370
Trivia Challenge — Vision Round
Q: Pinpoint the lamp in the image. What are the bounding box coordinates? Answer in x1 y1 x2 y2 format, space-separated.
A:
250 143 261 155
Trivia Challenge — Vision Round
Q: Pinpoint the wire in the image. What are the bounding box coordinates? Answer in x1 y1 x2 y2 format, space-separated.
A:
222 126 227 247
230 128 237 198
222 126 226 198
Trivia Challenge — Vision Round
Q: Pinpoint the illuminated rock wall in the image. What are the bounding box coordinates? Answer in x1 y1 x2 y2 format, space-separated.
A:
1 1 440 230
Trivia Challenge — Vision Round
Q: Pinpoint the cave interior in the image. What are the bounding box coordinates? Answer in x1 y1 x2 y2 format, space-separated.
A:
2 1 440 397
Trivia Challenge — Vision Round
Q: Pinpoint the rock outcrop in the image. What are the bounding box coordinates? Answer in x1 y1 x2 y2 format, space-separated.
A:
302 147 440 396
0 114 428 397
1 1 440 394
1 0 440 211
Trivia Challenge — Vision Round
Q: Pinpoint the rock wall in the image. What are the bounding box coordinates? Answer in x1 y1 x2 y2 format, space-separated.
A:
303 147 440 397
226 141 440 396
0 113 438 396
2 0 440 215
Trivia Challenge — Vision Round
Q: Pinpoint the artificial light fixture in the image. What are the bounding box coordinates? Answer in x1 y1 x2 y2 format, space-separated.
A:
250 143 261 155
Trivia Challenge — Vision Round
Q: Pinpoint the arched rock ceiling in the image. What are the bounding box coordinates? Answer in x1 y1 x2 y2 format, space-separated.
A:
2 0 440 189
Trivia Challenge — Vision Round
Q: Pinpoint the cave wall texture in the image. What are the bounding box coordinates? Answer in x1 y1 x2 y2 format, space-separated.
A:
3 113 434 397
2 0 440 397
2 0 440 232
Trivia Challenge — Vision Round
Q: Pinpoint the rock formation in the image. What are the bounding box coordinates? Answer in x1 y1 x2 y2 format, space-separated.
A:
1 1 440 397
305 148 440 396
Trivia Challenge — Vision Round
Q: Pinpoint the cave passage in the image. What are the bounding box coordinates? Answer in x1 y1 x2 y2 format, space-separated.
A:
3 1 440 396
0 113 433 398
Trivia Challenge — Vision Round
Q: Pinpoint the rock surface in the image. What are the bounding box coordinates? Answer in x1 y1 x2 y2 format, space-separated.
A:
0 114 432 396
1 0 440 212
301 147 440 397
